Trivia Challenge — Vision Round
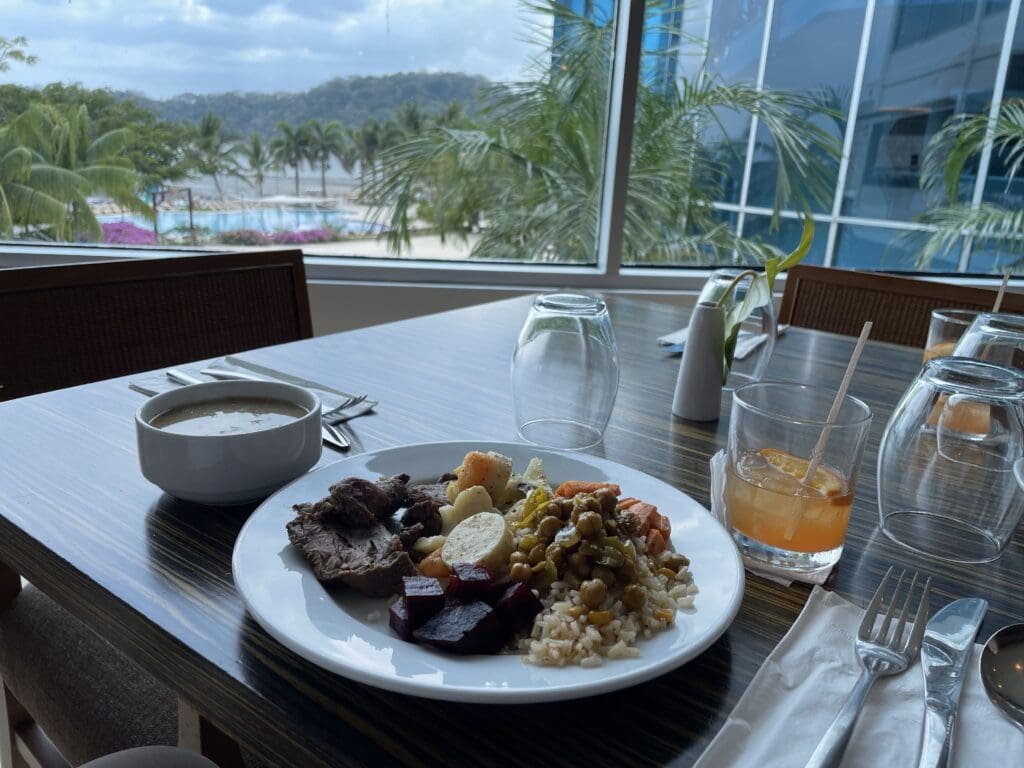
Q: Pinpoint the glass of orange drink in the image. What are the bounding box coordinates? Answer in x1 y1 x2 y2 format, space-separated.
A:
923 309 977 363
724 382 872 575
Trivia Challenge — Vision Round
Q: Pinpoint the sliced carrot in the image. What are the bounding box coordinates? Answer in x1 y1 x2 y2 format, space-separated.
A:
646 528 667 556
616 497 642 511
554 481 622 498
625 502 660 535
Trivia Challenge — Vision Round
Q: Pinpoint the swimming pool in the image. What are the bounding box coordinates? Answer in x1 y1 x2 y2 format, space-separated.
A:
98 207 379 235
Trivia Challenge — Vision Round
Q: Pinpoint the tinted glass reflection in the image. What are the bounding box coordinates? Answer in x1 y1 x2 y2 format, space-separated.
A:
968 242 1019 272
701 0 768 204
746 0 865 212
742 214 827 265
842 0 1010 221
834 223 962 270
982 13 1024 209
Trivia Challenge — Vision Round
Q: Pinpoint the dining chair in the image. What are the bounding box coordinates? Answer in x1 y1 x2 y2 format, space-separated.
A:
778 265 1024 347
0 250 310 768
0 248 313 401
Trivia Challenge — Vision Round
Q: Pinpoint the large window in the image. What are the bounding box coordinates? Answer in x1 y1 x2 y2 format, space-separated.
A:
658 0 1023 273
0 0 1021 279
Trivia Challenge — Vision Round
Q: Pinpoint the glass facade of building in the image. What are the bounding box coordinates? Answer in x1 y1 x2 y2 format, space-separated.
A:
683 0 1023 273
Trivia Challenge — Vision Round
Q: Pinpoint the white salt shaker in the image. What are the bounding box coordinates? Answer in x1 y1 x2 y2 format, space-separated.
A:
672 301 725 421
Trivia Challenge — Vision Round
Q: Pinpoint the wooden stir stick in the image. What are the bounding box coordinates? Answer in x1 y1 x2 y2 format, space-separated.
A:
992 267 1012 312
782 321 873 541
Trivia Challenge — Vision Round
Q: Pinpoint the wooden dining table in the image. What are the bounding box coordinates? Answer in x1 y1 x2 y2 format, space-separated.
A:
1 293 1022 768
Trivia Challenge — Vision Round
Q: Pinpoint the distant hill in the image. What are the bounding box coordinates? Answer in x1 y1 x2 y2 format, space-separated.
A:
121 72 488 137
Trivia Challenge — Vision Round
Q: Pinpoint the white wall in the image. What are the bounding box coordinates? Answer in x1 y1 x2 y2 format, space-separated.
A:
306 280 694 335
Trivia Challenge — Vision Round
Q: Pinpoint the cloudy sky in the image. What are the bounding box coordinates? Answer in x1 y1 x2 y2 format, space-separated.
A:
1 0 547 98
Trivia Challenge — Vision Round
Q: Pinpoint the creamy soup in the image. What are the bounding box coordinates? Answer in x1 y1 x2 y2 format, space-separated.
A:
150 397 308 436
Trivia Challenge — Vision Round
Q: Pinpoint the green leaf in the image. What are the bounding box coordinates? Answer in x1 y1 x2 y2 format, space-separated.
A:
718 215 814 381
775 216 815 276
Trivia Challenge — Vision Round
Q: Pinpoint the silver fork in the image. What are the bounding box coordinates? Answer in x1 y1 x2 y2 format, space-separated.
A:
805 567 932 768
322 394 368 420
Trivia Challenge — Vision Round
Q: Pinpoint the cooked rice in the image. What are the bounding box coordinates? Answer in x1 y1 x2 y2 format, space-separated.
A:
511 520 696 667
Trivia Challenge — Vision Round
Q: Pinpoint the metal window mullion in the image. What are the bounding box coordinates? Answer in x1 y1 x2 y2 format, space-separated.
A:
734 0 776 240
824 0 877 268
596 0 646 277
959 0 1022 272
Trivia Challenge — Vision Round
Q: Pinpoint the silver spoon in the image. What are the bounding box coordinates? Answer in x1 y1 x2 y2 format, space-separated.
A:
980 623 1024 732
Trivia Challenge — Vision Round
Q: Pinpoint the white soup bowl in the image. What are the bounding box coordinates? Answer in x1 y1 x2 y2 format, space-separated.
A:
136 380 322 505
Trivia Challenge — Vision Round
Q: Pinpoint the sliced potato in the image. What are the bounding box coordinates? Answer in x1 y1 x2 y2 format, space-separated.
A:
412 535 447 554
445 480 460 505
441 511 513 573
440 485 493 535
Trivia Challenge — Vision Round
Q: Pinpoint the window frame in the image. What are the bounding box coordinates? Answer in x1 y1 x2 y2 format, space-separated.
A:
3 0 1022 288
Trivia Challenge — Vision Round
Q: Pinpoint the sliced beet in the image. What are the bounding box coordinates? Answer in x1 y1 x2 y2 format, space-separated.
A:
495 582 544 633
412 600 506 654
401 576 445 625
445 563 496 603
388 598 416 641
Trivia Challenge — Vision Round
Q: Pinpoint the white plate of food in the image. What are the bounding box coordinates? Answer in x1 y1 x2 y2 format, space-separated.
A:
232 441 744 703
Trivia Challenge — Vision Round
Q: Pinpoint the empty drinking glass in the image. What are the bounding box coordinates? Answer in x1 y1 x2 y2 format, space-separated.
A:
923 308 977 363
878 357 1024 563
511 293 619 449
952 312 1024 370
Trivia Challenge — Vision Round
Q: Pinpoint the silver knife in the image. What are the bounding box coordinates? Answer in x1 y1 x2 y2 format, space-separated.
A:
918 597 988 768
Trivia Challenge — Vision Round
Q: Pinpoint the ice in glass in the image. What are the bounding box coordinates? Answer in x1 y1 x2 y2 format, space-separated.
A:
724 383 871 575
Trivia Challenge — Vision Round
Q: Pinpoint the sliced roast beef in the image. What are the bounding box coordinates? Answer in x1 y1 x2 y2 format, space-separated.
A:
292 474 410 528
400 499 442 537
397 522 424 549
286 516 416 597
404 473 456 507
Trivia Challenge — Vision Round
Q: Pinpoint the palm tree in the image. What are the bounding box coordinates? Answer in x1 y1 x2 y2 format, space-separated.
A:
913 99 1024 269
334 128 360 177
354 119 381 185
187 112 242 198
397 102 426 135
435 100 467 129
236 133 272 198
9 105 149 241
269 122 310 196
362 0 839 262
0 140 67 238
303 119 347 197
0 35 37 72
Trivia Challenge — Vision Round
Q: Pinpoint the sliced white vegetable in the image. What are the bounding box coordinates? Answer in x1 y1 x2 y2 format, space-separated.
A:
441 512 513 573
411 535 447 554
445 480 460 505
440 485 493 535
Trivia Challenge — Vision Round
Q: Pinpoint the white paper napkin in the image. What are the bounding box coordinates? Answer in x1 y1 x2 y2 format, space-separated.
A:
659 324 789 360
710 450 831 587
694 586 1023 767
659 328 769 360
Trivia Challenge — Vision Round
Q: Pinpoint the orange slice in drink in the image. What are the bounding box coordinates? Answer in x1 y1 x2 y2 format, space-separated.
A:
922 341 957 363
758 448 845 497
